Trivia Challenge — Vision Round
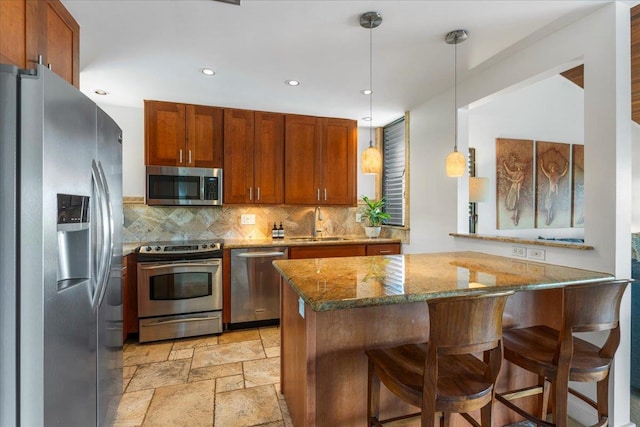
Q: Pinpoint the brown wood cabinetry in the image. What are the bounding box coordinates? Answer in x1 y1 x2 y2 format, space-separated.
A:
365 243 401 256
144 100 223 168
289 244 366 259
224 109 284 204
0 0 79 87
122 253 138 340
284 115 357 206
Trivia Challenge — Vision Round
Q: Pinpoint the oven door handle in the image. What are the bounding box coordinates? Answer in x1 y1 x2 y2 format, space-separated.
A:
235 251 286 258
138 262 220 276
144 314 221 326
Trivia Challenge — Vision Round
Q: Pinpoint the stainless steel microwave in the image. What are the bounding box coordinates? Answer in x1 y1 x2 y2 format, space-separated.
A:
146 166 223 206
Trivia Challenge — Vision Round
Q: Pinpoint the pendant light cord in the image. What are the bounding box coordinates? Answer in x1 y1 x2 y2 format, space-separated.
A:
369 20 374 148
453 33 458 153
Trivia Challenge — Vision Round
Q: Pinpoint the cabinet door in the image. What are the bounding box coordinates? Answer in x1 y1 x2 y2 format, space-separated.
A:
123 253 138 339
42 0 79 88
289 244 366 259
186 104 223 168
0 0 35 69
320 118 357 205
145 101 187 166
254 112 284 204
223 109 255 204
365 243 401 256
284 115 321 205
0 0 78 88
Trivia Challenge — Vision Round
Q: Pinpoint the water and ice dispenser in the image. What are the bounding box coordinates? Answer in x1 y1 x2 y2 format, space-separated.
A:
56 194 91 289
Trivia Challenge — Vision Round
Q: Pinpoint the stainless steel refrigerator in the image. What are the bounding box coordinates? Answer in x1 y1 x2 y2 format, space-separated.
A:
0 64 123 426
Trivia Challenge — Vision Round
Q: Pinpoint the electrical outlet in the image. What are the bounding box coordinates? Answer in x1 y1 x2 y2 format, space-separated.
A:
355 213 363 223
240 214 256 225
512 246 526 258
529 248 546 261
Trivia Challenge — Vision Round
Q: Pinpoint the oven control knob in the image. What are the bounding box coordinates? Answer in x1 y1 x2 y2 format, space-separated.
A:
155 246 161 251
145 246 151 252
202 244 208 249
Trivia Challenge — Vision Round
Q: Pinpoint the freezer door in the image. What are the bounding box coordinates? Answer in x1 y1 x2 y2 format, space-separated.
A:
96 107 123 426
19 66 98 426
0 64 19 427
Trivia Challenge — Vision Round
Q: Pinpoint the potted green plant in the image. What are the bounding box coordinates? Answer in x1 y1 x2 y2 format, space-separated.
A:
361 195 391 238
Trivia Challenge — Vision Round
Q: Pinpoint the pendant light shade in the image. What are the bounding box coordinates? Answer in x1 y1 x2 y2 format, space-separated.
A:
362 144 382 174
360 12 382 174
445 29 468 177
446 150 466 177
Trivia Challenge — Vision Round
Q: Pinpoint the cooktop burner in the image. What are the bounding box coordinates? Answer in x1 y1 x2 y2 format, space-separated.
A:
136 240 223 261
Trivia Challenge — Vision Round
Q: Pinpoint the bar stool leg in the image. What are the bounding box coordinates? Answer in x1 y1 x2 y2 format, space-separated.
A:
539 376 550 421
596 376 609 425
368 360 381 427
480 401 493 427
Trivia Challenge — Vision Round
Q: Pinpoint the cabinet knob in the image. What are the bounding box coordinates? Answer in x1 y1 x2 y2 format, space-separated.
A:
188 150 192 164
257 187 261 201
179 149 183 164
249 187 253 201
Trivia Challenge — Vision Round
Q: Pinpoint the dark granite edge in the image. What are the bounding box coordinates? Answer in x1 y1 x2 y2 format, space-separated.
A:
449 233 594 250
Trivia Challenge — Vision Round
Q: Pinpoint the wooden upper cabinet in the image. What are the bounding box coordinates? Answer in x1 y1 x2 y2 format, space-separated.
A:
321 118 357 205
145 100 223 168
223 109 284 204
187 104 224 168
254 111 284 204
224 109 255 203
284 114 322 205
285 115 356 206
0 0 79 88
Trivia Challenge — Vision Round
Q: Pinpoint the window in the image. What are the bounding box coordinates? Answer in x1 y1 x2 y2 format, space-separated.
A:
381 116 407 227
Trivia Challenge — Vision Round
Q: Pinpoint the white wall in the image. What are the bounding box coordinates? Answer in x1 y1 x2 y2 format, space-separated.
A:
406 3 631 425
633 122 640 231
99 104 145 197
469 74 584 240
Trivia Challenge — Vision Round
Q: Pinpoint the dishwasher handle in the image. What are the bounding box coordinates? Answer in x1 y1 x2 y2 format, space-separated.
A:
235 251 286 258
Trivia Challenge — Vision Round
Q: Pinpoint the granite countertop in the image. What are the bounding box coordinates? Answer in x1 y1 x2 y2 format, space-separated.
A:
272 251 613 312
123 236 401 256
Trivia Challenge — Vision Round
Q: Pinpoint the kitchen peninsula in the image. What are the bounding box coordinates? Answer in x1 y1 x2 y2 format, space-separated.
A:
273 251 614 427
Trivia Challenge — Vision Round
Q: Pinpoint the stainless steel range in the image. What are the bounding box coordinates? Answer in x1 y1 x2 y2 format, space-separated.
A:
136 241 223 343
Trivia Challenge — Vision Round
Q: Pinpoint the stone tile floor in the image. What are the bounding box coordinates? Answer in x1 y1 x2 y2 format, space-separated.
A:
115 327 293 427
115 326 639 427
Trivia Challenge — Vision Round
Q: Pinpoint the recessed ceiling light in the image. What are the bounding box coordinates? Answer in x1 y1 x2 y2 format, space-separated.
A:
361 89 372 95
94 89 108 96
362 117 372 121
201 68 215 76
285 80 300 86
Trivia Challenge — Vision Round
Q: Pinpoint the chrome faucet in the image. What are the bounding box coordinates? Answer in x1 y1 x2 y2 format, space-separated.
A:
312 207 323 238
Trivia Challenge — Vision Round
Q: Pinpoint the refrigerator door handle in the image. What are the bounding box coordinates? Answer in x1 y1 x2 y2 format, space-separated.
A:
91 160 113 311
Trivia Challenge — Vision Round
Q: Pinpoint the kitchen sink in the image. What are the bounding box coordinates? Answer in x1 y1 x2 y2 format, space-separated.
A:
288 236 347 242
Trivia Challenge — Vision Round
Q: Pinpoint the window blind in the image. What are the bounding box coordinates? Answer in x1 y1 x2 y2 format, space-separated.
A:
382 117 405 227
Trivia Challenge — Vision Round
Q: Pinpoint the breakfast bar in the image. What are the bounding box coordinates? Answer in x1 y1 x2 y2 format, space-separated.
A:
273 251 614 427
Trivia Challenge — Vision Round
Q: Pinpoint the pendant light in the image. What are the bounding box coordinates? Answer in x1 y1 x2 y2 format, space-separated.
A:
360 12 382 174
445 29 468 177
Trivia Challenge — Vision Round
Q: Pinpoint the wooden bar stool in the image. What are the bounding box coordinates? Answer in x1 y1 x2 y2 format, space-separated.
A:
496 279 630 427
365 290 514 427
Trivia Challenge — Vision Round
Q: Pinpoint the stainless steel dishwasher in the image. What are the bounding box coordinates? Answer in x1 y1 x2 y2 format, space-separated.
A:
230 247 288 325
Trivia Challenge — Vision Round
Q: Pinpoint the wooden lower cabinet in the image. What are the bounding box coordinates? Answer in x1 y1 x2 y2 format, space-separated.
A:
289 242 400 259
289 244 365 259
123 253 138 340
365 243 401 256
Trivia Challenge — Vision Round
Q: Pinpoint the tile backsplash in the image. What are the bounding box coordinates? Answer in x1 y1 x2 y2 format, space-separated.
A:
123 201 405 244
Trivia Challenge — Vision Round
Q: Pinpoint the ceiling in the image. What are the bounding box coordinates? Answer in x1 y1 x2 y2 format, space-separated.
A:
63 0 614 127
